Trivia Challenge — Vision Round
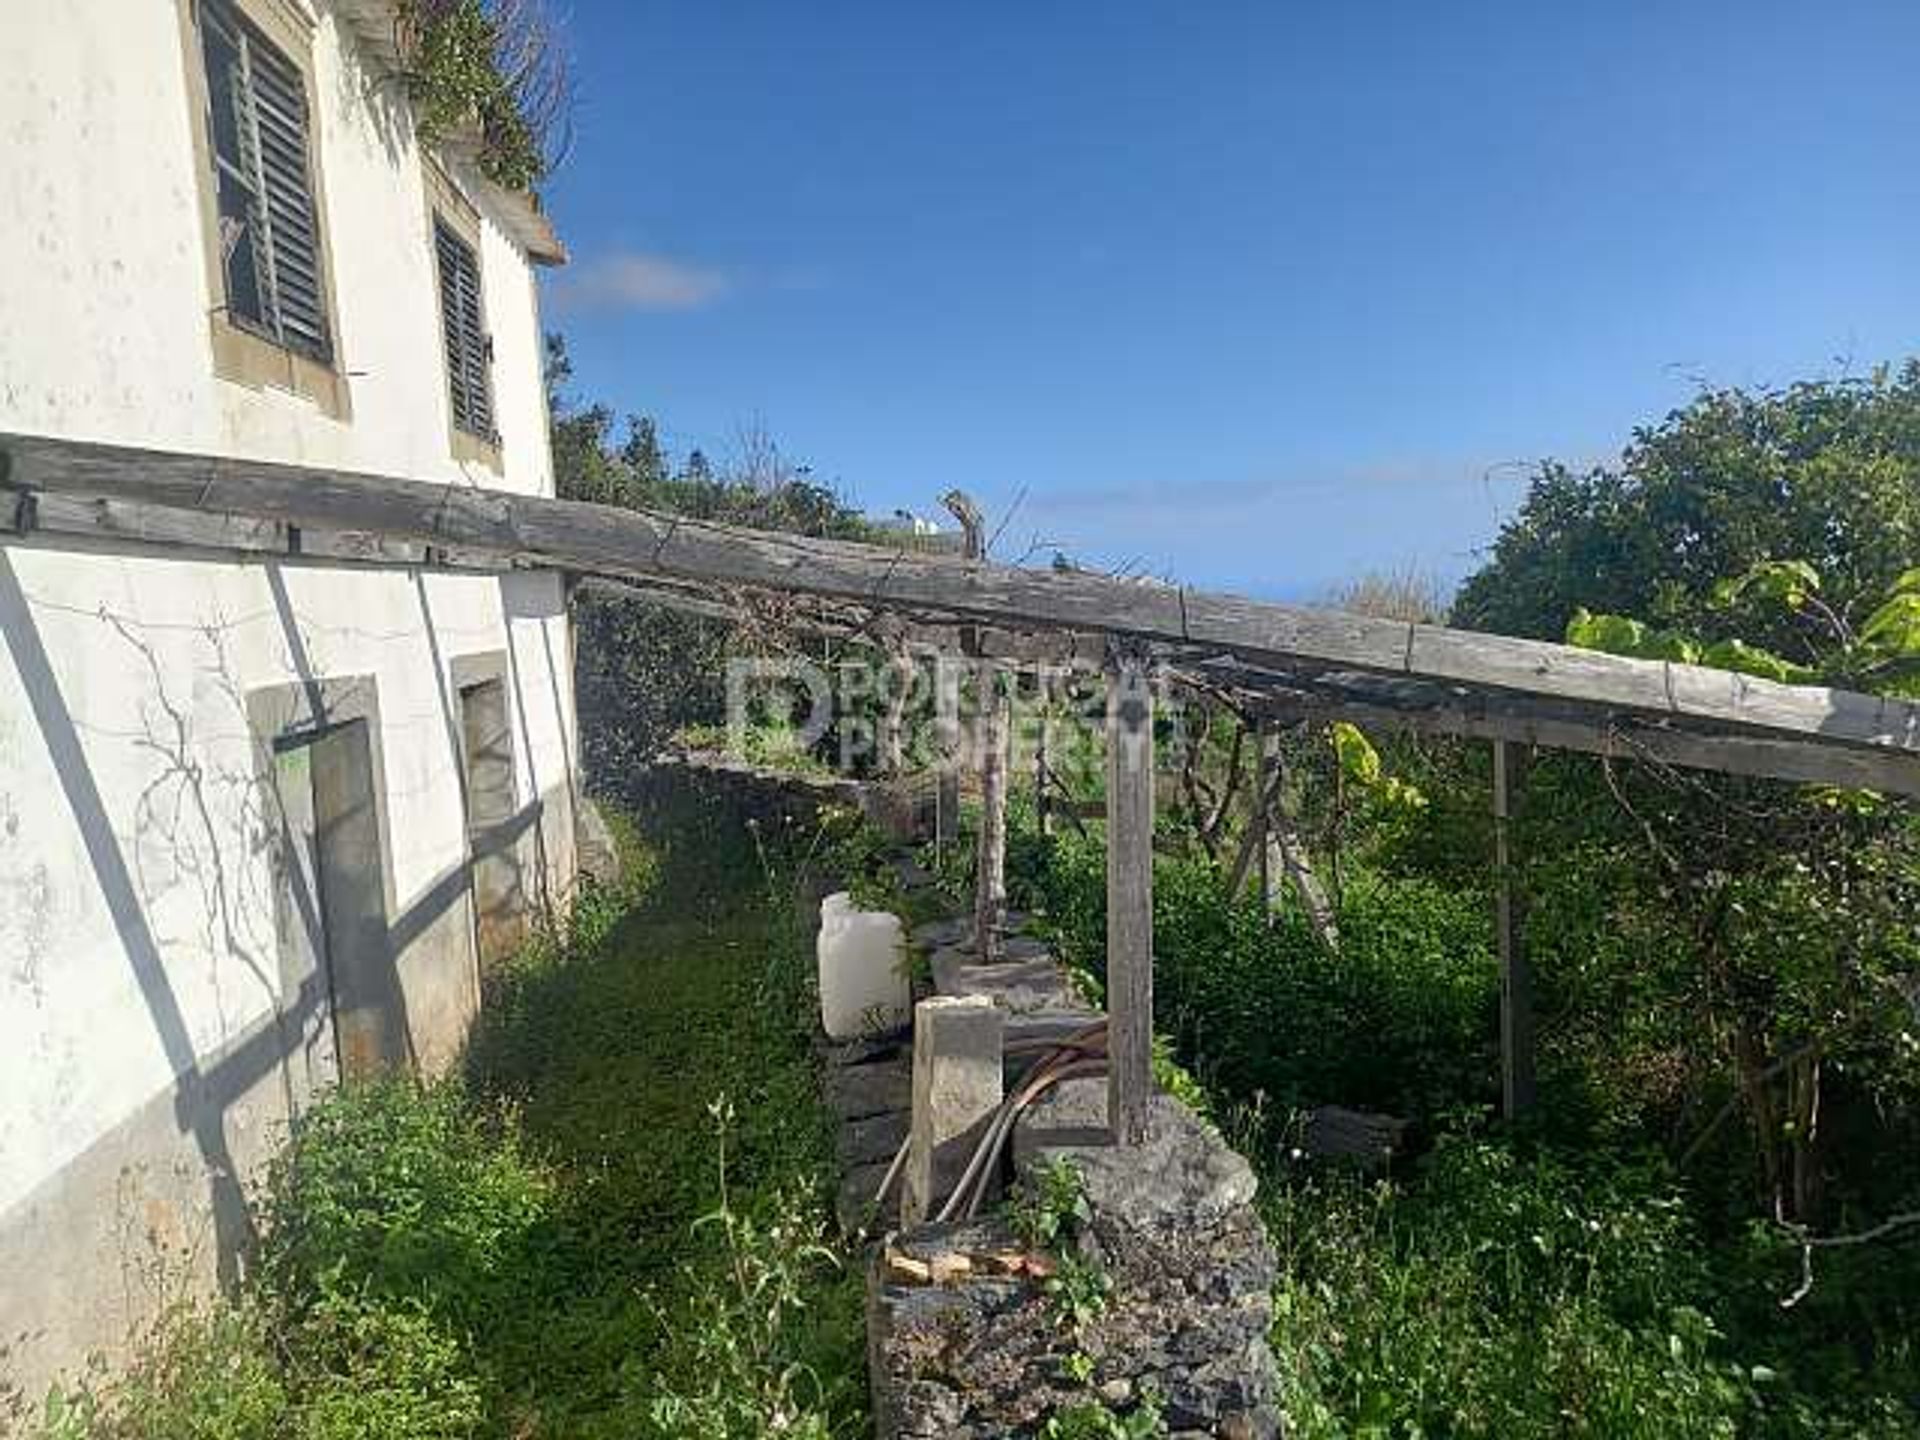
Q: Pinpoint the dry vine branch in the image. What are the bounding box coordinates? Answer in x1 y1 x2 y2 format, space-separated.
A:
1778 1208 1920 1309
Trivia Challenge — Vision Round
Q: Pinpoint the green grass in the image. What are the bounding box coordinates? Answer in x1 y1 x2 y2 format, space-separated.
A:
459 809 866 1435
14 785 867 1440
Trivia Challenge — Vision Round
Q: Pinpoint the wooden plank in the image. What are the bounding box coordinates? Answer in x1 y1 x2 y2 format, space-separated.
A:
293 527 428 565
6 430 1919 757
1105 637 1155 1146
1494 741 1536 1118
20 490 287 552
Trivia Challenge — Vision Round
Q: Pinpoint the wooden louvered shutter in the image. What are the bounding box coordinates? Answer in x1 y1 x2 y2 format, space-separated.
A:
245 38 329 358
435 221 494 439
201 0 330 361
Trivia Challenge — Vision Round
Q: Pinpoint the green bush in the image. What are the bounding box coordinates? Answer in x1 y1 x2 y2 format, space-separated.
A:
1020 820 1499 1127
288 1300 483 1440
258 1080 550 1342
24 792 868 1440
37 1305 288 1440
1266 1136 1758 1439
1006 799 1920 1436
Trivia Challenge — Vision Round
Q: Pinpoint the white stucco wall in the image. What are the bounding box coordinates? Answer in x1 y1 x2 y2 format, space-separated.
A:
0 0 553 494
0 555 578 1219
0 0 580 1366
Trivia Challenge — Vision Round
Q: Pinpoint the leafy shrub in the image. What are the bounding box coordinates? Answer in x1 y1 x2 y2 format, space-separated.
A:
1019 819 1499 1128
288 1300 482 1440
257 1080 549 1342
24 792 869 1439
634 1101 857 1439
1040 1392 1165 1439
1266 1136 1762 1439
31 1305 287 1440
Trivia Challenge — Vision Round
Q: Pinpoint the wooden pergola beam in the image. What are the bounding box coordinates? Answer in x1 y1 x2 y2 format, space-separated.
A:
6 431 1917 762
1245 689 1920 799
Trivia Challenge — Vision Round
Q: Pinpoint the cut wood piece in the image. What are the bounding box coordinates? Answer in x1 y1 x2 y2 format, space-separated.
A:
1269 821 1337 950
1250 689 1920 800
1303 1105 1410 1170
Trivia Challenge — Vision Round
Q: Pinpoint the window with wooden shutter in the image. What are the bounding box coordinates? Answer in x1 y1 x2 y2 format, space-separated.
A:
198 0 331 362
434 220 495 440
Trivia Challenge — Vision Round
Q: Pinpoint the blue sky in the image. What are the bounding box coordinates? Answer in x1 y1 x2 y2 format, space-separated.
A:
539 2 1919 600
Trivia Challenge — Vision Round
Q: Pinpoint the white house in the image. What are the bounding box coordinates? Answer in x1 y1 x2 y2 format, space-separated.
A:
0 0 582 1392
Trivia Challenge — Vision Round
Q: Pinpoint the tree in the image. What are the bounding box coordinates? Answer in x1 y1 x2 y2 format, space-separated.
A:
1442 366 1920 1246
1454 364 1920 653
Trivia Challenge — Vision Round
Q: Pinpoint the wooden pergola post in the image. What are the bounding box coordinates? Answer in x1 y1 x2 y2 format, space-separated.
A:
1035 695 1054 838
1494 739 1536 1118
1257 722 1277 917
933 654 961 857
944 488 1010 965
974 662 1010 964
1105 638 1155 1146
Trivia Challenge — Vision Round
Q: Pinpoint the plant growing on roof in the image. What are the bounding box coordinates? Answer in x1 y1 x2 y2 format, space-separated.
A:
395 0 571 190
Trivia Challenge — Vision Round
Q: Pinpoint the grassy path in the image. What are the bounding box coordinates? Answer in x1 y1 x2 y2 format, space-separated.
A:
461 801 868 1437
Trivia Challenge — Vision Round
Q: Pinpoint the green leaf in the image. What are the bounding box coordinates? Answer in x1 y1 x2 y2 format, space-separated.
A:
1860 592 1920 656
1716 558 1822 612
1567 608 1646 654
1695 639 1816 684
1888 566 1920 598
1330 721 1382 786
1566 609 1700 663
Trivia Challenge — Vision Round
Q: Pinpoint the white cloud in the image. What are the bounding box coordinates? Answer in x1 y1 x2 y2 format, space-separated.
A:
550 251 730 313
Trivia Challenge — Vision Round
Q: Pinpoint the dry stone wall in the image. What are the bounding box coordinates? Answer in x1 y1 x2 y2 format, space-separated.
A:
867 916 1280 1437
655 760 1280 1437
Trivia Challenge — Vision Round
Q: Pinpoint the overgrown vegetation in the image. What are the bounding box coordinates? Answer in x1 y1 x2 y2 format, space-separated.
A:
18 781 865 1439
396 0 570 190
992 369 1920 1436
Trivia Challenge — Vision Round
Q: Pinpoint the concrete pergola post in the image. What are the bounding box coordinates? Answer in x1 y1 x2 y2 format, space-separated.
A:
903 994 1005 1226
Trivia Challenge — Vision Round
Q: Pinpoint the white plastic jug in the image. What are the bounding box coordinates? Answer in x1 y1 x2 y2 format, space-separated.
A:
817 891 910 1040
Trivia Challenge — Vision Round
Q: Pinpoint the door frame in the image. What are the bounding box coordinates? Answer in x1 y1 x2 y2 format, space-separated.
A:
249 674 399 1076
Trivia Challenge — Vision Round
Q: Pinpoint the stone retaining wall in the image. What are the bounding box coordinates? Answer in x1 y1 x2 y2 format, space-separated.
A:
651 759 1280 1437
853 910 1280 1439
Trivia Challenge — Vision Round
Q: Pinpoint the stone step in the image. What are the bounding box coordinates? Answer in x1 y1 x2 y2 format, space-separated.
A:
822 1031 910 1069
1003 1006 1103 1052
909 911 1035 953
836 1156 896 1235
